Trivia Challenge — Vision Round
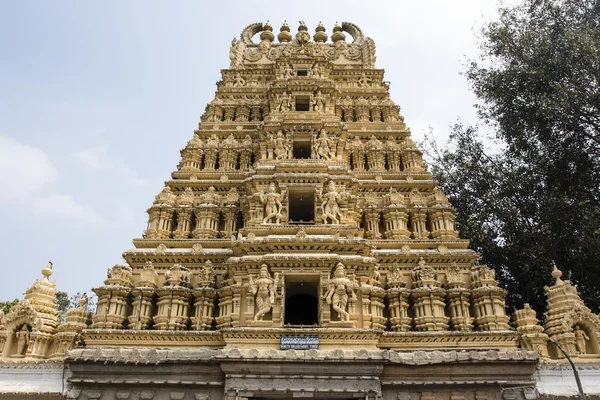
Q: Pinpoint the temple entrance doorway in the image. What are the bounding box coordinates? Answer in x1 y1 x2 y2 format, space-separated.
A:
288 187 315 224
284 275 320 326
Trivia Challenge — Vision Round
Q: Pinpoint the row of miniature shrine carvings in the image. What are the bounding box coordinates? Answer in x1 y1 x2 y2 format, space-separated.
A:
145 184 457 240
179 131 425 171
92 261 510 332
201 94 401 123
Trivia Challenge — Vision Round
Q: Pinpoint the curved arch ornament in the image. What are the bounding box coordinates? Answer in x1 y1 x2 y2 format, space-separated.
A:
241 22 264 45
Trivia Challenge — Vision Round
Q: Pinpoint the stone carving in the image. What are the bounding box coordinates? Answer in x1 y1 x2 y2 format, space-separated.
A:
312 90 326 113
369 264 381 286
295 226 307 241
165 264 191 287
325 263 357 322
318 181 345 224
312 129 336 160
357 72 372 88
275 91 292 112
15 325 30 356
270 130 291 160
197 261 215 288
139 261 159 287
248 265 279 320
199 187 221 206
574 325 590 354
258 183 286 224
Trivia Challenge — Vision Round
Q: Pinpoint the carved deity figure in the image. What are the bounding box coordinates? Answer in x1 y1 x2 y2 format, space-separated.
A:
574 325 590 354
199 186 221 206
369 264 381 286
272 130 291 160
233 73 246 87
318 181 344 224
325 263 357 322
16 325 30 355
312 90 326 113
248 265 279 320
358 72 372 88
313 129 335 160
276 91 292 112
281 63 294 79
259 183 286 224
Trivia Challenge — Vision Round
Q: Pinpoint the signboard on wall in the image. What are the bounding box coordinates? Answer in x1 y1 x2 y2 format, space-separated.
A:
280 336 319 350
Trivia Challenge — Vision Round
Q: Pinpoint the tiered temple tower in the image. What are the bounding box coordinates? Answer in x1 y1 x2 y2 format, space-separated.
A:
1 21 599 400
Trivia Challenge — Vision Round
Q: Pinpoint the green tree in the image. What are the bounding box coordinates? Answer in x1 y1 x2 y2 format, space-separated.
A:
428 0 600 314
0 299 19 315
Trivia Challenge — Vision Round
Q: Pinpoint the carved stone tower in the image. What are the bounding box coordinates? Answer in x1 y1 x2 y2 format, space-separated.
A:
4 21 599 400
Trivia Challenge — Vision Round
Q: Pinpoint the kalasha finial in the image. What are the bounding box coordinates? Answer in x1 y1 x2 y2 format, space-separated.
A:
42 260 53 279
551 262 564 285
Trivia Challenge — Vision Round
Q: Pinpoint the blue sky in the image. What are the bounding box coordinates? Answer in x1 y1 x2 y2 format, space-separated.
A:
0 1 504 300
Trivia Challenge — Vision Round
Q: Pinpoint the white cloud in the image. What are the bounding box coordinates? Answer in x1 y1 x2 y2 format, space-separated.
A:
32 193 102 223
72 145 113 170
72 144 148 186
0 136 58 201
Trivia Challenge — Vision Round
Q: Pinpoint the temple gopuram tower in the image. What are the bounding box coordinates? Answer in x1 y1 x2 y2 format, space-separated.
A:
2 21 600 400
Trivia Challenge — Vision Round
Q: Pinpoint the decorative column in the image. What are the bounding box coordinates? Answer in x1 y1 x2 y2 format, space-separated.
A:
348 137 365 171
366 135 385 171
365 265 386 330
145 186 177 239
179 135 204 172
429 207 459 239
386 267 411 331
128 261 158 330
514 303 549 357
222 188 240 237
223 106 236 122
218 134 240 170
192 261 217 330
364 208 382 239
216 281 234 329
411 258 448 331
409 208 430 239
153 264 192 330
470 265 510 331
236 103 250 122
386 138 401 172
445 264 473 331
173 187 195 239
239 135 253 170
202 134 220 170
92 264 133 329
355 98 371 122
192 187 221 239
250 105 262 122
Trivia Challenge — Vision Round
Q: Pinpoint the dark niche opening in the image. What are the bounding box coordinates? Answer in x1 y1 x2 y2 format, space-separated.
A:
284 275 319 326
295 96 310 111
288 187 314 224
293 137 311 159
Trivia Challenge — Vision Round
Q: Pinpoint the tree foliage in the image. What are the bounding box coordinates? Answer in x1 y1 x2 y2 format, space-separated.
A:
427 0 600 314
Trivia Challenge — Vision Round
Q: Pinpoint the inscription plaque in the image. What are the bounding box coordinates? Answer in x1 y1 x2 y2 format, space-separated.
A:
280 336 319 350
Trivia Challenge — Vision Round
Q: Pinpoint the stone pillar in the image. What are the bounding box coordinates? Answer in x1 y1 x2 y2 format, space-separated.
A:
179 147 203 172
250 105 262 122
411 258 449 331
128 262 158 330
364 208 382 239
153 264 192 331
430 208 459 239
236 104 250 122
383 206 410 239
514 303 549 357
386 268 411 331
193 206 220 239
216 286 234 329
145 187 177 239
173 187 195 239
239 148 253 170
410 208 430 239
470 265 510 331
204 148 218 170
192 261 217 330
445 264 473 331
222 206 238 238
223 106 236 122
92 265 133 329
